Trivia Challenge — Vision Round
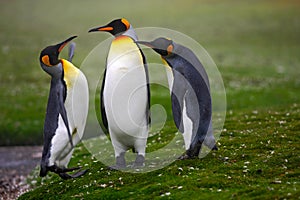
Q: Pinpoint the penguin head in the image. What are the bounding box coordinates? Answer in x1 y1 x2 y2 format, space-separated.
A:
137 37 174 57
88 18 131 36
39 36 77 76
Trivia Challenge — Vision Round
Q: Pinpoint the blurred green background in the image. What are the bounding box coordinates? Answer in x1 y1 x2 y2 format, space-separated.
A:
0 0 299 145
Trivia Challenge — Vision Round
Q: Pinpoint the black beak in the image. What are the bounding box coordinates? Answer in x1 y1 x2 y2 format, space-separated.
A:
136 41 155 48
58 35 77 53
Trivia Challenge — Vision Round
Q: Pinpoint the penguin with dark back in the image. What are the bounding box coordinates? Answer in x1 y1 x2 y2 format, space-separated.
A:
137 37 217 159
39 36 89 179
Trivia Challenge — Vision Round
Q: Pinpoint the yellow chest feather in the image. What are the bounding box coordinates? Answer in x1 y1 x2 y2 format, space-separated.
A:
60 59 79 89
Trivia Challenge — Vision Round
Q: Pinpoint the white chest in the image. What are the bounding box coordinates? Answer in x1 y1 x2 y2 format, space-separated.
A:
103 37 148 136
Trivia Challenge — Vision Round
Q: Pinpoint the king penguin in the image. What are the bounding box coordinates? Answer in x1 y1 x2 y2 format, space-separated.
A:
88 18 150 169
39 36 89 179
137 37 217 159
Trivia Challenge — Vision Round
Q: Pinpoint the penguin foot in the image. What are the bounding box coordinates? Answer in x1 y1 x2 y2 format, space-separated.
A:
60 166 82 173
212 145 218 151
48 165 81 173
178 154 191 160
177 152 198 160
108 154 126 170
58 169 88 180
132 155 145 168
48 165 88 179
108 164 126 170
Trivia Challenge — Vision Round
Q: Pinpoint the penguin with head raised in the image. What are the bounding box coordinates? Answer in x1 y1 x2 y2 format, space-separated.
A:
89 18 150 169
39 36 89 179
137 37 217 159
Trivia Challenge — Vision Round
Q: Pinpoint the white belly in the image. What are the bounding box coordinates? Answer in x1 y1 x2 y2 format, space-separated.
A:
104 39 148 143
49 114 72 166
165 65 192 150
165 65 174 93
182 97 193 150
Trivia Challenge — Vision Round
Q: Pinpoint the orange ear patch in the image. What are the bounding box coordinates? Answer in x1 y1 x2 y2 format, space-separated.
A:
121 18 130 30
42 55 52 66
167 44 173 54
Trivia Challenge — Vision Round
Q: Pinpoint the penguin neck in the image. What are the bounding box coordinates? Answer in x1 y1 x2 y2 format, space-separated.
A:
46 62 65 88
49 72 67 103
50 72 65 89
41 61 64 80
120 25 138 41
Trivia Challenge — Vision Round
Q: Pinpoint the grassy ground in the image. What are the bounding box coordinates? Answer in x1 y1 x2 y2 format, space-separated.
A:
1 0 299 199
20 105 300 199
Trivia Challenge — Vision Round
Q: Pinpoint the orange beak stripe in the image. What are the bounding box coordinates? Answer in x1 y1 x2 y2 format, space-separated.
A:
98 27 113 31
58 42 68 53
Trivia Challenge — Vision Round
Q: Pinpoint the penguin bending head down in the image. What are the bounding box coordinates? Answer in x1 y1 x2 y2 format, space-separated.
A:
137 38 217 159
89 18 150 169
39 36 89 179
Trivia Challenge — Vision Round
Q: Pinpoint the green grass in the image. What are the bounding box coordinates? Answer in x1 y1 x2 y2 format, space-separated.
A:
1 0 300 199
20 105 300 199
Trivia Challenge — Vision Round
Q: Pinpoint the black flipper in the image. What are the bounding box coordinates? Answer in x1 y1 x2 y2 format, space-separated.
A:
100 69 108 131
170 67 187 133
136 42 151 125
58 86 74 148
171 92 183 133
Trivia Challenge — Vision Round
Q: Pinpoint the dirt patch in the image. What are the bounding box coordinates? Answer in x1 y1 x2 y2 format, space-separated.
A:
0 146 42 200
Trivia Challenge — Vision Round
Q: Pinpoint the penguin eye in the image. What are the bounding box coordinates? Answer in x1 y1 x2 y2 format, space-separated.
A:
167 44 173 55
41 55 52 66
